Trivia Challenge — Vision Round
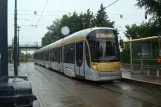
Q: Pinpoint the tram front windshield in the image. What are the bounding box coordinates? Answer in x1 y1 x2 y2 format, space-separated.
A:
87 29 120 62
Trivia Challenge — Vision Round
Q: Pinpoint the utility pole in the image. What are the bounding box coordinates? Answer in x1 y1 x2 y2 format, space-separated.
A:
0 0 8 76
17 26 21 66
11 37 14 60
14 0 18 76
130 37 133 74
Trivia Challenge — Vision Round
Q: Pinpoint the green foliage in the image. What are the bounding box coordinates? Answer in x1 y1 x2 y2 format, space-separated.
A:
123 0 161 40
120 0 161 64
120 44 130 63
20 52 33 59
124 22 160 39
95 4 114 27
41 4 115 46
136 0 161 24
42 31 53 47
123 22 160 64
136 0 161 33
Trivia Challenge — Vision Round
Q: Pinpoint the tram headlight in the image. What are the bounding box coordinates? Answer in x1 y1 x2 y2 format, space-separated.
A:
93 65 96 69
92 63 97 71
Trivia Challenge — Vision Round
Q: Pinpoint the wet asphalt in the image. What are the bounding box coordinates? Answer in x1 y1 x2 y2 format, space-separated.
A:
10 63 161 107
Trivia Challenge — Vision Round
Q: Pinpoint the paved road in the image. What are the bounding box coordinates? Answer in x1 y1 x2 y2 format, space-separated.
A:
12 63 161 107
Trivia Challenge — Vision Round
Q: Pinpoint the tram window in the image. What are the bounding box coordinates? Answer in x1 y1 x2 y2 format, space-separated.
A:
64 46 67 63
44 52 46 61
85 42 90 67
58 47 60 63
64 43 75 64
55 48 57 62
60 46 62 62
41 53 42 60
43 52 45 60
41 52 43 60
46 51 49 61
51 48 56 61
76 42 83 66
47 50 49 61
34 54 36 60
45 51 48 61
36 54 38 60
44 51 46 61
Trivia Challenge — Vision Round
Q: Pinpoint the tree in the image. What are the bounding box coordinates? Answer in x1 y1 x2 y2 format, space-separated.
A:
124 22 160 39
121 0 161 64
136 0 161 28
95 4 115 27
42 31 53 47
41 4 115 46
42 9 95 46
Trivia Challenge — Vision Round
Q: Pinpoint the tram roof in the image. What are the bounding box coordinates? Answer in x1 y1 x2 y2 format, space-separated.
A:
35 27 115 53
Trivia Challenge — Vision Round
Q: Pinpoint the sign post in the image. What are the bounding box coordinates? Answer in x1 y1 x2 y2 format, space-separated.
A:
0 0 8 76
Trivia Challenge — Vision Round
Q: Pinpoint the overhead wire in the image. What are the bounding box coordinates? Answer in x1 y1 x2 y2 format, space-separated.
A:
8 9 147 16
36 0 49 26
8 13 146 16
105 0 119 8
8 14 148 20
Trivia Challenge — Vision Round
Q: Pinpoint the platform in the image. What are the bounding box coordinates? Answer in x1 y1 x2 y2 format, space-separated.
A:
122 69 161 85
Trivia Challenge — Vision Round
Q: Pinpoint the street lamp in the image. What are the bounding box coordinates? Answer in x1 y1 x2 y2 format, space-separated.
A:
81 18 87 29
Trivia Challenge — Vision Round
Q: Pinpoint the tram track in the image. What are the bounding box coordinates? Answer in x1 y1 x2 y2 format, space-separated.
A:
33 65 161 107
34 66 95 107
99 81 161 107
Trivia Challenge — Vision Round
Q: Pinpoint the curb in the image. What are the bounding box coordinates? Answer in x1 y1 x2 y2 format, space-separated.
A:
121 77 161 89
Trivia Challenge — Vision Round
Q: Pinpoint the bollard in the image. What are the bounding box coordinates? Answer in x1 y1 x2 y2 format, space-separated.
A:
157 69 160 77
147 69 150 76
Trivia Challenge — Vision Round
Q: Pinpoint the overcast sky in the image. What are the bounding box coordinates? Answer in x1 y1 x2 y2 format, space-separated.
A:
8 0 149 45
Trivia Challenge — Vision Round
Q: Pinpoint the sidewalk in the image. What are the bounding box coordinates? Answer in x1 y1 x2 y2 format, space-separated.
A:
122 70 161 85
8 64 40 107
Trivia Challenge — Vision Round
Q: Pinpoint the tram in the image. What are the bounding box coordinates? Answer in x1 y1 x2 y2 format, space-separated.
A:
34 27 123 81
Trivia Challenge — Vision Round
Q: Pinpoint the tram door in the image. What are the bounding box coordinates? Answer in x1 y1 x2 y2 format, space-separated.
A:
57 47 62 71
75 42 84 77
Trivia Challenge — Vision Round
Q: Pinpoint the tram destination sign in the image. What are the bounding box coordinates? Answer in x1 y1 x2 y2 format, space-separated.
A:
96 33 115 38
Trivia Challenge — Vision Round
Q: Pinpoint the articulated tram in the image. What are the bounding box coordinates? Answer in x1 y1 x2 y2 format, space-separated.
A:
34 27 122 81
